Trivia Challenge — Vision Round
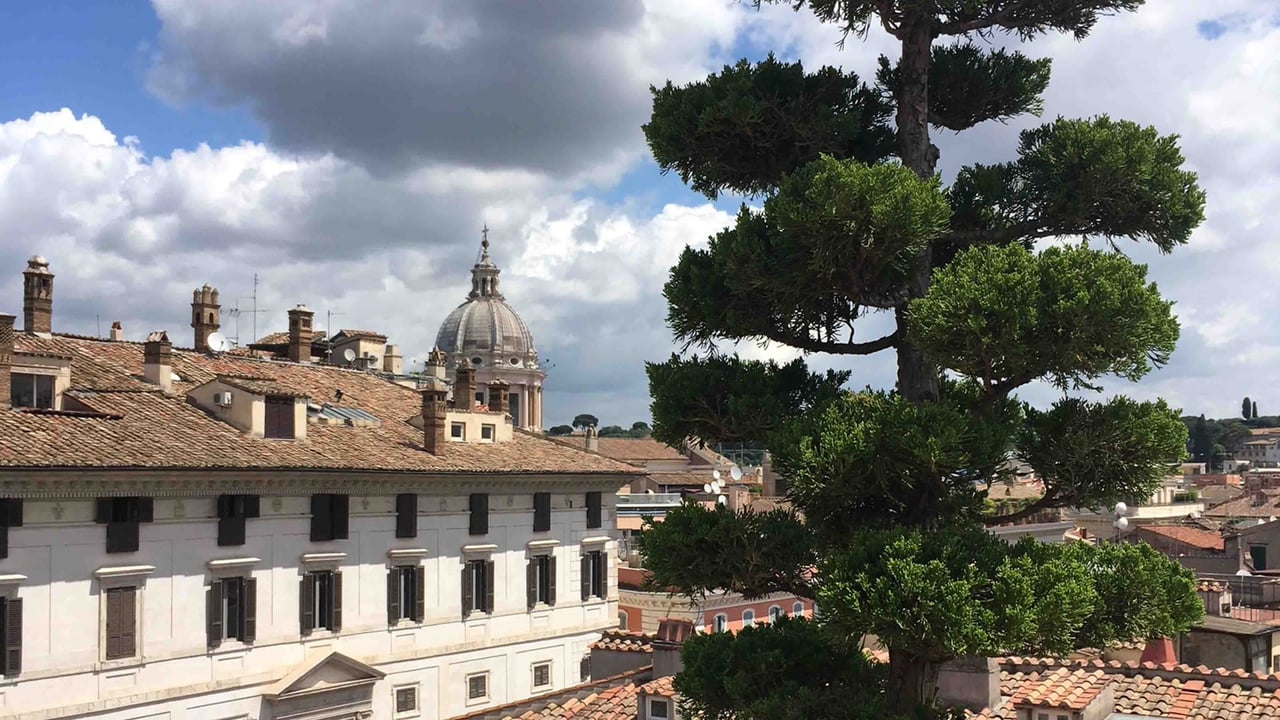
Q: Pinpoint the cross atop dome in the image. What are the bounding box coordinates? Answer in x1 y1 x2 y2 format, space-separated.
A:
469 225 502 299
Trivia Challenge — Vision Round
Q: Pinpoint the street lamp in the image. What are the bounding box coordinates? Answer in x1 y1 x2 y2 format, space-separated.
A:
1111 502 1129 542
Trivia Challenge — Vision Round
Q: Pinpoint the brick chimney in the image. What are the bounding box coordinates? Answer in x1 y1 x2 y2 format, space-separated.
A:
191 284 221 353
287 305 314 363
454 365 476 410
0 313 14 410
652 618 693 679
109 321 123 342
585 425 599 453
421 388 448 454
22 255 54 335
427 348 447 382
143 331 173 393
487 379 509 414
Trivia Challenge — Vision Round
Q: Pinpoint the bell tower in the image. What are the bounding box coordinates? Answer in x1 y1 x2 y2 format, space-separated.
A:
191 284 221 353
22 255 54 335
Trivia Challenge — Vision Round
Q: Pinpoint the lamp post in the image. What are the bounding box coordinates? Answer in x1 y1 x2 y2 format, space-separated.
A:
1111 502 1129 543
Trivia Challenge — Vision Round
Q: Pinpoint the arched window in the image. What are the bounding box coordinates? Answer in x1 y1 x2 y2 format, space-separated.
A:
792 601 804 616
618 611 629 630
741 609 755 627
713 614 728 633
768 605 782 623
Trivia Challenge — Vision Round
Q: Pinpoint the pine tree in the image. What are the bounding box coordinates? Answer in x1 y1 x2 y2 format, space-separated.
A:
637 2 1205 716
1243 396 1253 419
1253 400 1259 419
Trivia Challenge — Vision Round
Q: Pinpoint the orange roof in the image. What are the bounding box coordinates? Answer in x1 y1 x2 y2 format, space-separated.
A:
1206 490 1280 519
1137 525 1226 552
1010 668 1110 711
1 334 642 476
593 438 685 462
450 667 656 720
590 631 653 654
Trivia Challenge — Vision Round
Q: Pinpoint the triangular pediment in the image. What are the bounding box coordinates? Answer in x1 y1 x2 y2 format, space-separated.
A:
265 651 386 700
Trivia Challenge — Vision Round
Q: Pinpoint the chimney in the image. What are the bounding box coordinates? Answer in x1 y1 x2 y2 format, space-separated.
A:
0 313 14 410
454 365 476 410
143 331 173 393
487 379 509 414
383 344 403 375
22 255 54 335
427 348 447 381
287 305 314 363
652 618 693 679
585 425 599 452
936 656 1001 713
191 285 221 353
109 321 123 342
421 388 448 454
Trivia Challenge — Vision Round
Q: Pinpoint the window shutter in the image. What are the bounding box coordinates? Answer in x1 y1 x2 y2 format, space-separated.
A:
598 553 608 598
216 495 231 518
119 588 137 658
136 497 154 523
526 559 537 609
387 569 401 625
548 557 557 606
485 561 496 614
310 495 332 542
469 494 488 536
461 564 474 617
299 574 315 635
218 516 246 547
581 555 590 601
330 572 343 631
413 566 426 622
586 492 602 529
331 495 349 540
105 590 120 659
533 493 551 532
243 495 261 519
2 597 20 677
106 520 140 554
395 493 417 538
3 499 22 527
207 579 223 649
95 498 113 524
242 577 257 643
0 527 7 560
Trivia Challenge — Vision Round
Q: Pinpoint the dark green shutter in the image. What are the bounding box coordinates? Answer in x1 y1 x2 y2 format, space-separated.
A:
136 497 154 523
331 495 349 540
95 498 113 524
533 493 551 532
396 493 417 538
387 569 401 625
413 566 426 622
580 554 590 600
243 495 261 519
469 494 488 536
242 577 257 643
2 597 19 677
3 499 22 526
310 495 332 542
331 572 343 631
485 561 496 614
548 557 557 606
586 492 602 529
527 559 537 609
207 580 223 648
299 574 315 635
461 563 474 617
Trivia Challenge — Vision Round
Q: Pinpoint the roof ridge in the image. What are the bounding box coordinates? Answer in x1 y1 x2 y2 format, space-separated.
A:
1000 656 1280 689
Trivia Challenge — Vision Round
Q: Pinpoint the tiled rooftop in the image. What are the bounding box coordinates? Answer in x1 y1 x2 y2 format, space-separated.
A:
3 334 642 476
593 438 686 462
1137 524 1226 551
1206 490 1280 518
590 631 654 654
449 667 662 720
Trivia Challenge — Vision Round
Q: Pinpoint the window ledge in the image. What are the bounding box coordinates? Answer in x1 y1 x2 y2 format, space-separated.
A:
207 557 261 570
580 536 611 546
461 543 499 555
94 565 156 581
300 552 347 565
0 573 28 586
387 548 429 559
527 539 560 550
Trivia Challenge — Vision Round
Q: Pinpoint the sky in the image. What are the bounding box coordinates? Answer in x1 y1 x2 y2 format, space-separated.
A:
0 1 1277 428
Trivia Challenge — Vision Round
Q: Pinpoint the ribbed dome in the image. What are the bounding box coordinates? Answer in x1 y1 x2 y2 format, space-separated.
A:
434 230 539 369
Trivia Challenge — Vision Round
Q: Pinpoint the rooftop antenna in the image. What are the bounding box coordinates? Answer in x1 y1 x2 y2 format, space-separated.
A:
324 308 346 361
227 275 268 347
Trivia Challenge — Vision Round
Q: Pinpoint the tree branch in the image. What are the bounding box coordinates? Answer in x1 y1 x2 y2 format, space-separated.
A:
982 491 1060 526
764 327 902 355
937 0 1039 35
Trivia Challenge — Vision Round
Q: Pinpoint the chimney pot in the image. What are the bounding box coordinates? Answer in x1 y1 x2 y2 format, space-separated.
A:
287 305 314 363
22 255 54 335
109 321 123 342
421 388 448 454
585 425 599 452
936 656 1001 712
454 365 476 410
143 330 173 393
651 618 693 679
487 379 509 414
0 313 14 410
427 348 447 381
383 343 403 375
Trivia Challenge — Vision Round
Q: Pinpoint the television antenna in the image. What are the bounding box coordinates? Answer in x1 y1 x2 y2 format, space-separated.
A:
206 332 230 354
228 274 268 347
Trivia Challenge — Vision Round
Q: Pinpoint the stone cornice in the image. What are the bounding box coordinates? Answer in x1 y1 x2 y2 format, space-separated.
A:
0 468 632 498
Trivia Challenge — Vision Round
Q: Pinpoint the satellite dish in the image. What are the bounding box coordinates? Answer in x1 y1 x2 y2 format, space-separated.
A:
365 354 380 369
206 332 229 353
711 480 722 494
716 495 727 505
342 348 357 363
703 484 712 494
712 470 721 481
730 465 743 482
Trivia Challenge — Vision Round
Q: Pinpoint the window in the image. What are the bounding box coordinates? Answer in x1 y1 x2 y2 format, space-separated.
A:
207 576 257 648
581 550 606 601
104 586 138 660
451 422 466 440
216 494 259 547
742 609 755 627
394 685 419 716
310 494 349 541
395 493 418 539
467 672 489 701
387 565 425 624
508 393 520 425
792 602 804 616
619 611 629 630
1251 544 1268 571
10 373 53 409
481 424 495 441
300 570 342 634
649 698 671 719
713 614 728 633
768 606 782 623
585 491 602 529
469 493 489 535
533 492 552 532
580 655 591 682
95 497 153 554
532 661 552 689
527 554 556 608
0 498 22 559
462 559 495 616
0 595 22 677
263 396 295 439
1037 714 1049 720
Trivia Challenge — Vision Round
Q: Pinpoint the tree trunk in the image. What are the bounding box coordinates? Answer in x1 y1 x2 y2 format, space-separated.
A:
887 646 941 715
894 21 941 405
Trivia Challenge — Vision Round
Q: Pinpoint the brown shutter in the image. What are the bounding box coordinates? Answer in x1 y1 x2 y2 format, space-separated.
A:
599 552 608 599
387 568 401 625
548 556 557 606
485 561 496 614
242 578 257 643
413 566 426 622
310 495 332 542
2 597 20 677
580 554 590 601
586 492 602 529
533 493 551 532
396 493 417 538
461 563 474 617
331 495 349 540
299 574 315 635
526 559 537 609
105 589 120 658
330 572 343 631
206 580 223 649
119 588 137 658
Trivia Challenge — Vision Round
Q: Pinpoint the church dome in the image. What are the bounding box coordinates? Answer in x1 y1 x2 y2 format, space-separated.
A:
434 231 539 369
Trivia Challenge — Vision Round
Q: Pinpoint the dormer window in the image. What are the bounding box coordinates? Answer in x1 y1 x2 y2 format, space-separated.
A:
451 422 466 440
264 396 295 439
648 698 671 719
10 373 53 409
481 424 495 441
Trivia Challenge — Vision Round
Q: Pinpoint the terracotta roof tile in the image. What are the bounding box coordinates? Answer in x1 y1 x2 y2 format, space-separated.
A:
1206 490 1280 519
590 631 654 654
593 438 685 462
1138 525 1226 551
452 667 655 720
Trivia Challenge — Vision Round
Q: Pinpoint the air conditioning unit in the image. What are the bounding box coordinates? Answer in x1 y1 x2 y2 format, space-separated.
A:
214 391 233 407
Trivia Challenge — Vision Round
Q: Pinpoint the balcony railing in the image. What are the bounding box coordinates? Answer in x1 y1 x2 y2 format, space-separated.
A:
617 493 683 507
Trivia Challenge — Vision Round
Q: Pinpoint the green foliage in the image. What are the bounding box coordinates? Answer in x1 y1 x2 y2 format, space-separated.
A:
546 425 573 436
646 354 848 447
571 414 598 429
1172 490 1198 503
910 243 1179 392
1072 541 1204 649
1182 415 1252 469
631 421 651 434
1243 396 1253 419
1253 400 1259 419
794 0 1144 41
877 44 1052 131
597 425 626 437
644 56 893 199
